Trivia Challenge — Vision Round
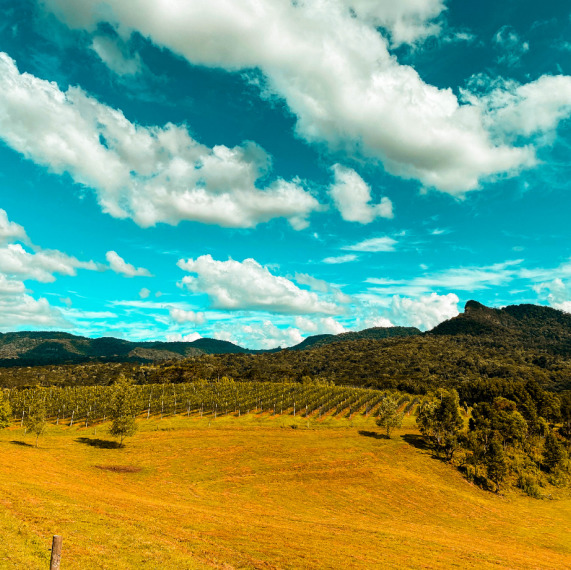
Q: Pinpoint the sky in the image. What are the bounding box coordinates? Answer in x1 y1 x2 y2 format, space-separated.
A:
0 0 570 349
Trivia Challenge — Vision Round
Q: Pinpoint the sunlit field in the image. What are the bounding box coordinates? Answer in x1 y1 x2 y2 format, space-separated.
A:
1 413 570 569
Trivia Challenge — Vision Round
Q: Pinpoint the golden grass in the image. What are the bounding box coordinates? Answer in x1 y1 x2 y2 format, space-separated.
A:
0 413 570 569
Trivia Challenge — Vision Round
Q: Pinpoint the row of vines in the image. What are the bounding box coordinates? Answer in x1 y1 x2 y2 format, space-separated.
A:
4 380 414 426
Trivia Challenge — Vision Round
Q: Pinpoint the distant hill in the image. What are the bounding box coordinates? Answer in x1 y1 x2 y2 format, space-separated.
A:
288 326 421 351
0 325 423 367
1 301 570 379
0 331 249 366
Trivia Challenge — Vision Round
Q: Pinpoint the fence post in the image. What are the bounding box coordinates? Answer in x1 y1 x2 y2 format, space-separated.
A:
50 535 62 570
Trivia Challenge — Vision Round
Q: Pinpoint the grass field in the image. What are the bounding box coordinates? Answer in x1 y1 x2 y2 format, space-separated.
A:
0 413 570 569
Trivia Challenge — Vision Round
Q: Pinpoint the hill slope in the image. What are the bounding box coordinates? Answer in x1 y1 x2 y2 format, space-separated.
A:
1 417 570 569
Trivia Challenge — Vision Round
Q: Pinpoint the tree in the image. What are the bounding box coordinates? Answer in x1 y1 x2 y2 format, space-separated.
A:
543 430 566 473
486 438 508 492
24 399 47 447
109 376 137 447
0 391 12 428
375 395 404 438
417 389 464 460
560 391 571 439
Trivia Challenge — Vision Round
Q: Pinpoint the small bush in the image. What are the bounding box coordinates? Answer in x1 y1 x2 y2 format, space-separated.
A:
517 474 542 498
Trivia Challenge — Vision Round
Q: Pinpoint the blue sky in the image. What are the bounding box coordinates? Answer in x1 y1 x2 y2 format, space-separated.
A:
0 0 570 348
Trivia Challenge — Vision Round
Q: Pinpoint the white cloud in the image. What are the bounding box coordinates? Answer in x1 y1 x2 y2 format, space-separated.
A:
166 332 202 342
40 0 552 193
294 272 330 293
91 34 142 76
0 53 320 230
169 308 205 325
139 287 150 299
467 75 571 142
329 164 393 224
177 255 341 314
343 236 397 252
242 321 303 349
295 315 347 335
0 209 27 245
322 254 358 264
0 243 98 283
343 0 446 46
106 250 151 277
0 291 68 330
533 277 571 313
389 292 459 330
363 316 394 328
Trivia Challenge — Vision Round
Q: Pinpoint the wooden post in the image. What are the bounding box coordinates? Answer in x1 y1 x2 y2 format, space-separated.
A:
50 535 62 570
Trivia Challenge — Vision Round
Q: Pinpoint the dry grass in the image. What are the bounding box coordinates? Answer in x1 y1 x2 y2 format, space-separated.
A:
0 413 570 569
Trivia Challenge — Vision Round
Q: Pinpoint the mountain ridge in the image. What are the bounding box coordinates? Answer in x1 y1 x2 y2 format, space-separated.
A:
0 300 570 367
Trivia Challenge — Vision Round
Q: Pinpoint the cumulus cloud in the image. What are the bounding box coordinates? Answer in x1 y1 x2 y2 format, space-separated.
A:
389 292 459 330
166 332 202 342
139 287 151 299
464 75 571 143
295 315 347 335
177 255 341 314
0 53 320 229
39 0 566 193
329 164 393 224
0 209 28 245
0 243 98 283
106 251 151 277
342 0 446 46
534 279 571 313
343 236 397 252
0 291 68 330
169 308 205 325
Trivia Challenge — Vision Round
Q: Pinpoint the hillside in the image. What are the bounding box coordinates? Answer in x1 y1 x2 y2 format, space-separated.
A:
1 416 570 569
288 325 421 350
0 325 419 367
432 300 571 354
0 331 250 366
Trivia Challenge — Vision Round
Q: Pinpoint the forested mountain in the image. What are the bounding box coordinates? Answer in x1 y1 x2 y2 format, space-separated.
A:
432 300 571 354
0 331 246 365
288 326 421 350
0 325 420 366
1 302 571 394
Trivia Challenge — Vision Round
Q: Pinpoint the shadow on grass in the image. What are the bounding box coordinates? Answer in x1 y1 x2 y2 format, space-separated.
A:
10 440 33 447
358 430 387 440
76 437 121 449
402 433 430 450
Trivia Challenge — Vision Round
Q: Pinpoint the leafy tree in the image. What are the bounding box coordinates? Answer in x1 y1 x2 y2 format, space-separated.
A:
109 376 137 447
486 438 508 492
0 391 12 428
543 430 566 473
560 391 571 439
24 399 47 447
375 395 404 438
417 390 464 460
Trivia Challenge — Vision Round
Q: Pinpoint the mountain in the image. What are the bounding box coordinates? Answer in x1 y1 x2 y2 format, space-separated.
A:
431 300 571 354
287 326 421 351
0 331 249 366
0 325 422 367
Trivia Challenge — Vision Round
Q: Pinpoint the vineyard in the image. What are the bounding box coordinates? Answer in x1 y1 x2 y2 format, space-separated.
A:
5 379 415 427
